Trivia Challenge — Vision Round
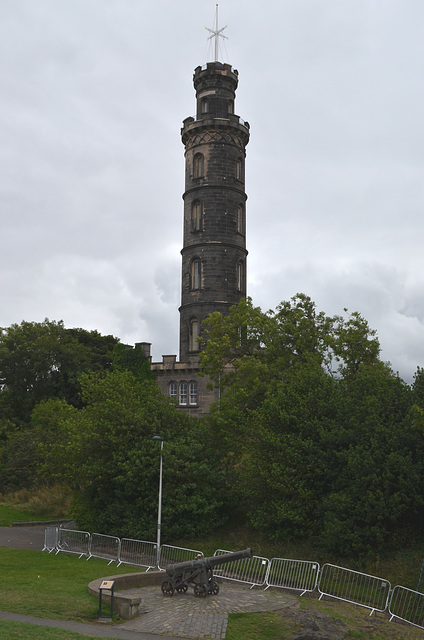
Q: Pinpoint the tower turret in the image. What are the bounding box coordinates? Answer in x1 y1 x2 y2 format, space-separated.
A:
179 62 250 361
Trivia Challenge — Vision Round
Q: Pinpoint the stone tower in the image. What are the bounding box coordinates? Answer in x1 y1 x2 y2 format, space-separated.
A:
151 60 250 415
179 62 250 361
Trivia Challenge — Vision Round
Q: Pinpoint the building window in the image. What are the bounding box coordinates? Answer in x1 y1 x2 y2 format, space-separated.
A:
237 204 244 234
236 158 243 181
189 318 199 351
201 98 208 113
191 201 202 232
179 382 187 405
169 381 177 399
193 153 204 178
228 100 234 114
237 260 244 292
191 258 201 290
189 381 198 405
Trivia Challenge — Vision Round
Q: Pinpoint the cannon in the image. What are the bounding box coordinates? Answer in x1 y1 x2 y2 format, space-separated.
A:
161 548 253 597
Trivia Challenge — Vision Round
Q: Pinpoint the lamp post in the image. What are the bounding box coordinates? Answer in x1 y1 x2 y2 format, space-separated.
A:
152 436 164 568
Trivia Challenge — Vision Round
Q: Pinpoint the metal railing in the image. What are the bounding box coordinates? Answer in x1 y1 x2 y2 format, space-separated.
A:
213 548 269 588
43 526 424 633
42 526 59 552
159 544 203 570
118 538 157 570
55 528 90 558
389 585 424 629
265 558 320 595
88 533 120 565
318 563 391 615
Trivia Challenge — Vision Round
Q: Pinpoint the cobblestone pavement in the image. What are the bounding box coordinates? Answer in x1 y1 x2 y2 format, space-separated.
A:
118 583 299 639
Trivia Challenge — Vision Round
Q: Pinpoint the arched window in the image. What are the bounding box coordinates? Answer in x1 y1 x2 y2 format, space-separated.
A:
237 204 244 234
189 318 199 351
237 260 244 292
189 381 198 405
179 382 187 405
193 153 204 178
191 258 201 290
169 381 177 399
236 158 243 181
191 201 202 232
201 98 208 114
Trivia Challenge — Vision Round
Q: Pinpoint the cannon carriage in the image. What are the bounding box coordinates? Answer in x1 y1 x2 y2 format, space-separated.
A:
161 548 253 597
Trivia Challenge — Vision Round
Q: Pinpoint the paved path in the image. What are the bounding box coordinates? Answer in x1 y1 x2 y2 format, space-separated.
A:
0 610 185 640
0 525 298 639
0 523 47 549
118 584 297 639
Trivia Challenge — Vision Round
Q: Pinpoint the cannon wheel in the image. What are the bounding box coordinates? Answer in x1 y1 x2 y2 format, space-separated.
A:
194 583 208 598
208 580 219 595
176 583 188 594
161 580 175 597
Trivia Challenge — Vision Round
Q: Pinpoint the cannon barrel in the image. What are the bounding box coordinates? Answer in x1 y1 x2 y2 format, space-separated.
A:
166 548 253 577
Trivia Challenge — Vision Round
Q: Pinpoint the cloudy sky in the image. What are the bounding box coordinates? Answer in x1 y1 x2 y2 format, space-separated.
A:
1 1 423 382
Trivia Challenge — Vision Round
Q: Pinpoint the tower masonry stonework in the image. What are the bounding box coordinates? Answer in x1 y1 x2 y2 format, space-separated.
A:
151 61 250 416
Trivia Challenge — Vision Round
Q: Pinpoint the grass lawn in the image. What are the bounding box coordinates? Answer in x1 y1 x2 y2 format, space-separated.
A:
0 505 57 527
225 598 424 640
0 619 123 640
1 530 423 640
0 548 141 622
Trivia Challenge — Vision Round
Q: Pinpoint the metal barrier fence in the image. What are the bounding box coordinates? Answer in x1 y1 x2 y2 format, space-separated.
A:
55 528 90 558
318 563 391 615
118 538 158 570
159 544 203 570
265 558 320 595
389 585 424 629
43 526 424 633
213 548 269 588
43 526 59 552
88 533 120 565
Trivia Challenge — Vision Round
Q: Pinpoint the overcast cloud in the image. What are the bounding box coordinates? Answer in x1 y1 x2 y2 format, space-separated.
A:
1 0 423 382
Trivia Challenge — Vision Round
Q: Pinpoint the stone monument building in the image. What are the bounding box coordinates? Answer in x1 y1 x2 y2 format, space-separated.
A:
148 55 250 416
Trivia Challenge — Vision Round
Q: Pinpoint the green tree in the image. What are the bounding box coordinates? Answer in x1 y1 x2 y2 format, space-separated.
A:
0 320 118 490
112 342 154 380
201 295 423 556
35 370 231 540
0 319 118 426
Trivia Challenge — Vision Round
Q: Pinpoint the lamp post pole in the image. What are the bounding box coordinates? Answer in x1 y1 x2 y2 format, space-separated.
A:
152 436 164 568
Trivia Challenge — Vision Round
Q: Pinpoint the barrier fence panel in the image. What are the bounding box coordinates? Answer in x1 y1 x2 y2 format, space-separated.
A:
213 549 269 588
265 558 320 595
159 545 204 570
389 585 424 630
88 533 120 565
118 538 158 570
43 527 59 553
318 563 391 615
56 529 90 558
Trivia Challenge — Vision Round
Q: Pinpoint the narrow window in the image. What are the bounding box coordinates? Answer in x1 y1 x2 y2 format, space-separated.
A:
228 100 234 114
169 381 177 399
189 318 199 351
191 201 202 232
179 382 187 405
237 205 244 234
193 153 204 178
189 381 198 405
191 259 201 290
237 260 244 292
236 158 243 181
201 98 208 114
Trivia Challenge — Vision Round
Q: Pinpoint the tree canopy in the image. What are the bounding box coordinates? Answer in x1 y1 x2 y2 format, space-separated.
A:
33 370 231 540
1 301 423 558
199 294 424 556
